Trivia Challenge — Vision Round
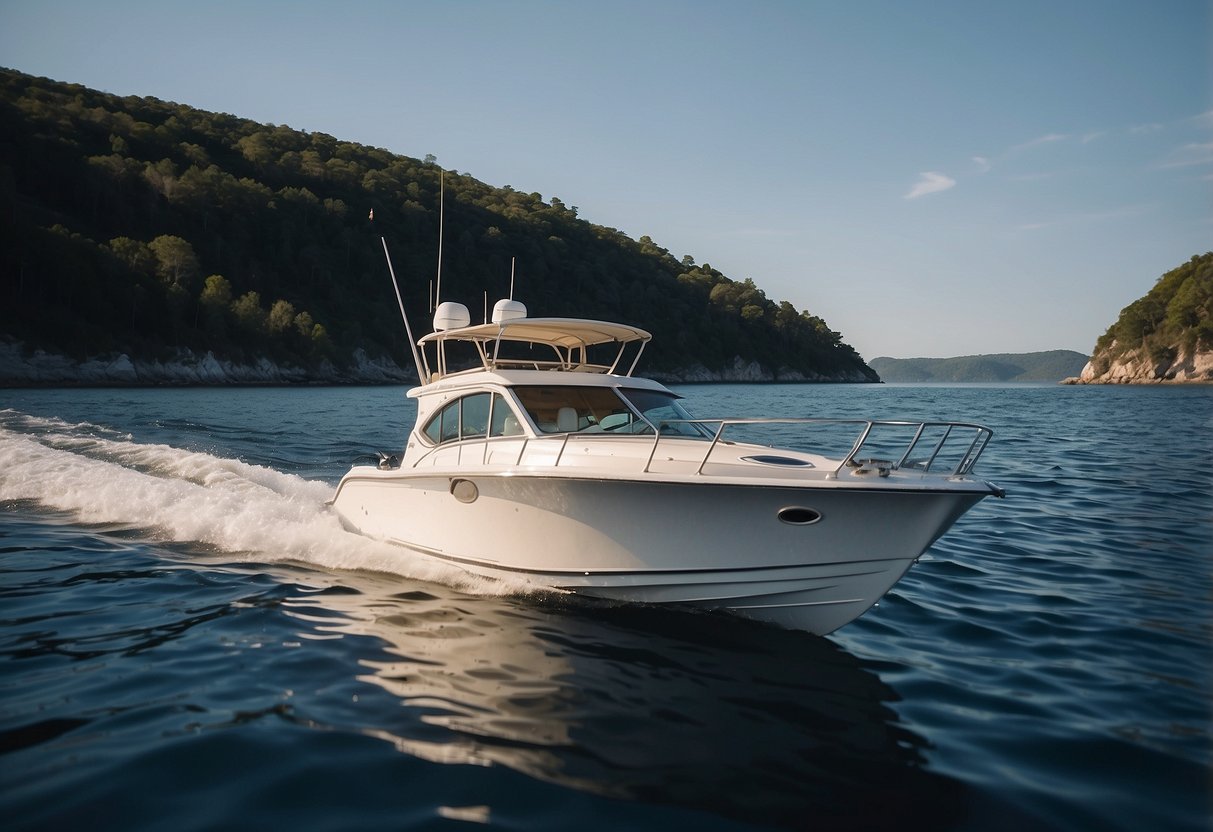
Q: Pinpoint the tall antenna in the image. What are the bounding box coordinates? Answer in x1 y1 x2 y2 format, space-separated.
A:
380 237 425 382
510 257 516 299
434 169 445 307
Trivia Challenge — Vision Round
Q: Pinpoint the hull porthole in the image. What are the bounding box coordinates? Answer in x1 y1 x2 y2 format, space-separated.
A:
450 479 479 504
778 506 821 526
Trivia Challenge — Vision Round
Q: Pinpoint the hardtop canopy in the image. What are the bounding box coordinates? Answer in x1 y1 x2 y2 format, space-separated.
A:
416 317 653 380
418 317 651 350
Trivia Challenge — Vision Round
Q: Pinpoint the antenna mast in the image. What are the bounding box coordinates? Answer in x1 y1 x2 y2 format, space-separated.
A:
380 237 425 383
434 169 445 307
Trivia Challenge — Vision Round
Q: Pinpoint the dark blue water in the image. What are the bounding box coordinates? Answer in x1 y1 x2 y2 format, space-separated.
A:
1 384 1210 831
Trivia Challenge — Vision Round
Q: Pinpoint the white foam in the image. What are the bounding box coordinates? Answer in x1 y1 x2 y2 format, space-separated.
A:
0 412 528 597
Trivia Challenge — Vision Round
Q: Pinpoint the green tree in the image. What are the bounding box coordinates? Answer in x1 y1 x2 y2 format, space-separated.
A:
200 274 232 309
199 274 232 340
236 131 275 167
1165 276 1204 331
231 291 266 334
108 236 155 276
310 322 334 358
148 235 200 291
267 299 297 334
143 158 178 198
293 310 315 338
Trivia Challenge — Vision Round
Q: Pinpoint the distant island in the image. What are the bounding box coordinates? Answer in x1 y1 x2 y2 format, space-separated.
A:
1065 252 1212 384
869 351 1089 383
0 68 876 386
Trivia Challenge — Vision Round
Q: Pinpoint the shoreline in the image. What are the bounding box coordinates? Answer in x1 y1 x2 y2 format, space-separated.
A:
0 341 878 388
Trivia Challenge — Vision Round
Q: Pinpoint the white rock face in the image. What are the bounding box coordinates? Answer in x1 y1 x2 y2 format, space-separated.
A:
1069 343 1213 384
1169 349 1213 381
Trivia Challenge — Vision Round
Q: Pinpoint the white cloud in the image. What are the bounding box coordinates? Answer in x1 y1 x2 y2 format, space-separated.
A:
1157 141 1213 169
1011 133 1069 153
972 155 991 173
904 171 956 199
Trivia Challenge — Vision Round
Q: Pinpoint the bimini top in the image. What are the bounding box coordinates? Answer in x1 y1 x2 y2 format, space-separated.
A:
417 315 653 380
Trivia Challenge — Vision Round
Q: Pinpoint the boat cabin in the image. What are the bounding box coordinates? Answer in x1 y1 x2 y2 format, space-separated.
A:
404 301 707 460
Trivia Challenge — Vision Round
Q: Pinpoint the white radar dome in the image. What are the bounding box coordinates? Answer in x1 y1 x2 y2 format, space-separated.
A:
433 301 471 332
492 299 528 324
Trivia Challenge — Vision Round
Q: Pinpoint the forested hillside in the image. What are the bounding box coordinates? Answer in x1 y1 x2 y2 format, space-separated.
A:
869 351 1089 383
0 68 875 383
1073 252 1213 383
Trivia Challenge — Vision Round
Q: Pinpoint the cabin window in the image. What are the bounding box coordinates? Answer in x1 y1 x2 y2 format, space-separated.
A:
461 393 490 439
439 402 460 442
422 392 520 445
423 402 447 444
488 393 522 437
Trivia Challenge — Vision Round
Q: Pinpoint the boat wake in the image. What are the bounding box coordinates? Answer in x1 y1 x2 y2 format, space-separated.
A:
0 409 521 596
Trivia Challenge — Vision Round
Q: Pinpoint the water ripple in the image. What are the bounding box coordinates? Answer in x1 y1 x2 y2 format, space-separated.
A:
1 385 1210 831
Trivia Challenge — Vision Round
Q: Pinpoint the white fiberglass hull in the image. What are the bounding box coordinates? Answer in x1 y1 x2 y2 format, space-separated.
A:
331 469 990 635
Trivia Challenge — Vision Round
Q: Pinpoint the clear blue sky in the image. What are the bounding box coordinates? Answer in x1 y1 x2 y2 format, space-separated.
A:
2 0 1209 359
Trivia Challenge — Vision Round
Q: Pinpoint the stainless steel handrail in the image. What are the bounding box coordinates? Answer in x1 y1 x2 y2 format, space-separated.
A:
644 417 994 477
420 416 994 478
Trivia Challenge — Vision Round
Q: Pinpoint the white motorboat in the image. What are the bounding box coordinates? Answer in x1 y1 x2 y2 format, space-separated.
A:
332 295 1003 635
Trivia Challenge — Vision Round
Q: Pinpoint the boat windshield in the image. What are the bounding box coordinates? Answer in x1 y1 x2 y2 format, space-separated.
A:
511 385 709 437
513 386 633 434
617 388 712 438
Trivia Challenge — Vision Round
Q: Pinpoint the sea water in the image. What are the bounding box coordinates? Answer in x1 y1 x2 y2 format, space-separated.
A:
0 383 1210 831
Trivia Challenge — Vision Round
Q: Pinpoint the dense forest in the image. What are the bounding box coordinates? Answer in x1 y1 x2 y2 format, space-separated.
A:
0 68 875 382
868 350 1089 383
1086 252 1213 376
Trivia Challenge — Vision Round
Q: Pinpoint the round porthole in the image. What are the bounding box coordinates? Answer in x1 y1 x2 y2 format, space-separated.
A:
778 506 821 526
450 479 479 504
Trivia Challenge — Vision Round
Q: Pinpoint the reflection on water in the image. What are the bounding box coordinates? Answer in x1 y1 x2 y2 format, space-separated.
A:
286 569 967 829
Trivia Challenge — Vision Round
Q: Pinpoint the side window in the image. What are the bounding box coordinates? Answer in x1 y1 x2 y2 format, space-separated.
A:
488 393 520 437
423 393 531 445
461 393 490 439
422 394 506 445
439 401 460 442
423 404 445 443
423 399 462 445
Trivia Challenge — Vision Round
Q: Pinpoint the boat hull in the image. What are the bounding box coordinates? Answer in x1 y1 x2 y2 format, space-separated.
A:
331 470 988 635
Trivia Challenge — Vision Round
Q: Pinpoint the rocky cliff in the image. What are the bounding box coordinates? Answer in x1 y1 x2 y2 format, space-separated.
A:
1065 342 1213 384
1062 253 1212 385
